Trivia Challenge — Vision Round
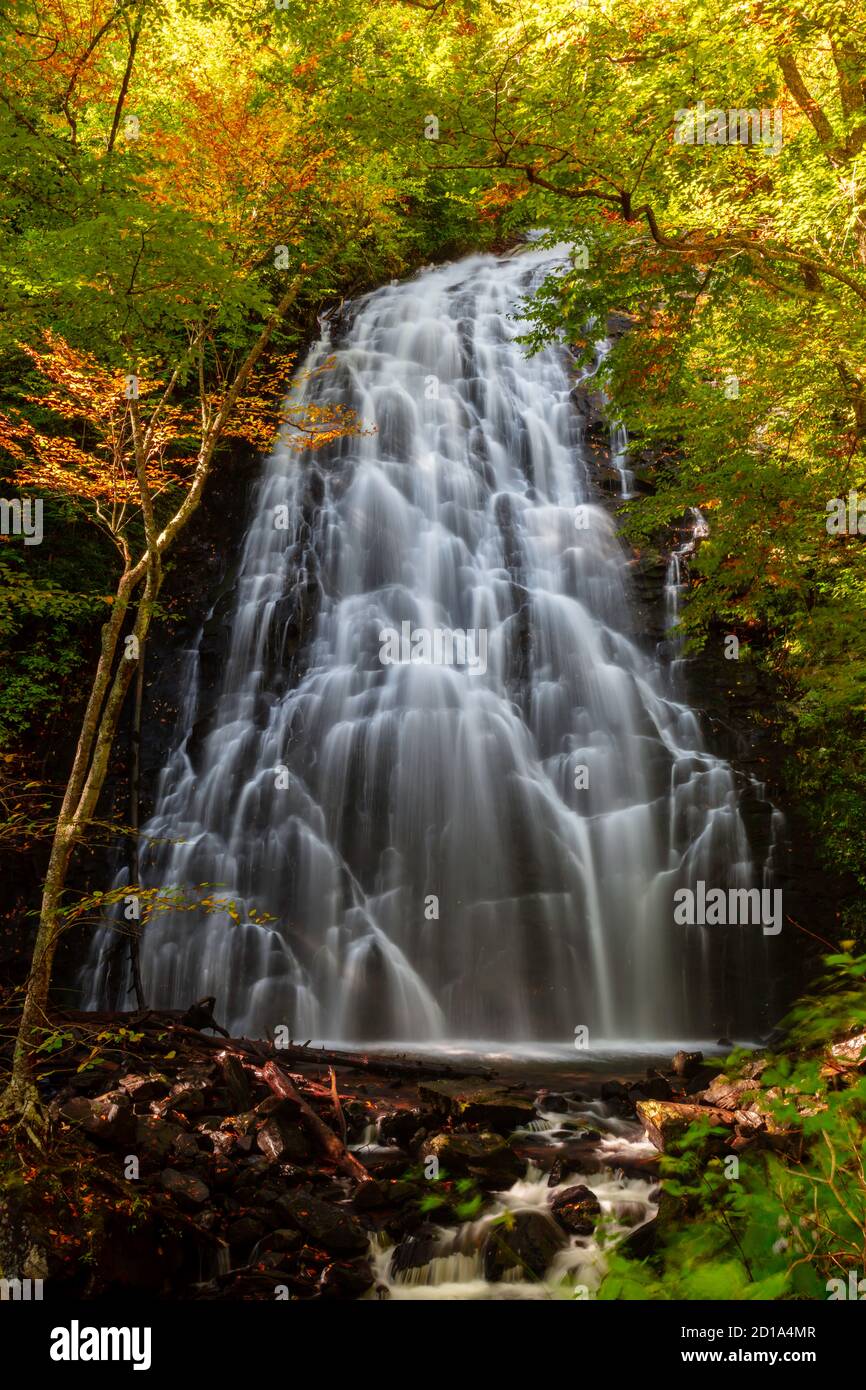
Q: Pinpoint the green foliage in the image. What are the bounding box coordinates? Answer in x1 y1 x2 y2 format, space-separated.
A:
602 953 866 1300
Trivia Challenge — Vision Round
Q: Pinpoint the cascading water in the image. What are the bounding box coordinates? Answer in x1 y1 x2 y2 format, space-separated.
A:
85 242 779 1045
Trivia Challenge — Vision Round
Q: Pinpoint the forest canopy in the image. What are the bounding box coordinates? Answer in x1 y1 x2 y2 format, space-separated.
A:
1 0 864 923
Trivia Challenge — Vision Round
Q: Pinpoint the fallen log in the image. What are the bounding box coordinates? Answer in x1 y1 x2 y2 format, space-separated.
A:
251 1058 374 1189
55 1009 495 1080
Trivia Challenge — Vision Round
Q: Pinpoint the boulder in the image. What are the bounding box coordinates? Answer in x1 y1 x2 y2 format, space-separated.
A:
390 1225 444 1278
226 1215 267 1250
160 1168 210 1207
620 1217 657 1261
419 1131 523 1186
549 1184 602 1235
636 1099 740 1152
417 1081 534 1131
135 1115 183 1162
700 1075 759 1110
118 1073 170 1104
628 1075 673 1104
57 1094 135 1146
378 1108 436 1146
256 1117 311 1165
482 1210 564 1282
671 1050 704 1079
275 1193 368 1254
319 1259 375 1298
828 1032 866 1068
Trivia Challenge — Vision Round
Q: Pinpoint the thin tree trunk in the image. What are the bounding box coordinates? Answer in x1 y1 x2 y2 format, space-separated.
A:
127 641 146 1009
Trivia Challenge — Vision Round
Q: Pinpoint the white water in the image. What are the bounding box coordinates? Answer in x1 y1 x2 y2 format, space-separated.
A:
368 1097 658 1301
85 242 776 1042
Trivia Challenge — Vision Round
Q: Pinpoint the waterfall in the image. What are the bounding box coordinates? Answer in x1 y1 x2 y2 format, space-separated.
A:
84 242 778 1045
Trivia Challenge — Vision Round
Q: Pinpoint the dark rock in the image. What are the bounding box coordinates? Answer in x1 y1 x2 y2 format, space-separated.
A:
160 1168 210 1207
119 1073 170 1104
535 1091 572 1113
419 1131 523 1186
629 1075 673 1104
172 1132 203 1161
671 1050 704 1079
378 1108 436 1147
275 1193 368 1254
359 1147 411 1179
250 1229 303 1262
319 1259 375 1298
390 1225 443 1277
600 1079 630 1102
57 1095 136 1146
549 1183 602 1235
620 1217 657 1261
157 1085 206 1117
482 1210 564 1282
226 1216 267 1250
135 1115 182 1162
256 1117 311 1165
417 1081 534 1131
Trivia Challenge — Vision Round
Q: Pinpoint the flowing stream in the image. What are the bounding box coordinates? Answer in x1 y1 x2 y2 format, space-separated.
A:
85 242 779 1045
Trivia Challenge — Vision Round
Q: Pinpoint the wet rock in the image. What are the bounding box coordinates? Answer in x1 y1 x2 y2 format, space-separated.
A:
57 1094 136 1146
684 1065 720 1095
535 1090 572 1113
600 1079 630 1104
250 1228 303 1262
173 1132 203 1161
671 1050 704 1079
275 1193 368 1254
156 1084 206 1117
319 1259 375 1298
700 1075 759 1109
482 1210 564 1282
636 1099 740 1152
378 1108 436 1146
135 1115 183 1162
160 1168 210 1207
549 1184 602 1236
256 1117 311 1165
226 1215 267 1250
828 1032 866 1068
359 1147 411 1179
629 1075 673 1104
419 1131 523 1186
417 1081 534 1131
119 1073 170 1104
620 1217 657 1261
390 1225 444 1277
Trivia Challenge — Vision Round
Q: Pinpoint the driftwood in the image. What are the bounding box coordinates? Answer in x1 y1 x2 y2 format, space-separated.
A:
251 1058 373 1188
55 1009 495 1080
